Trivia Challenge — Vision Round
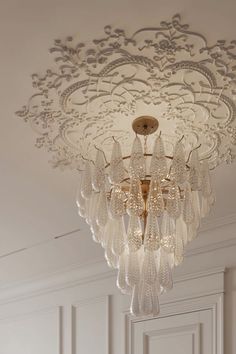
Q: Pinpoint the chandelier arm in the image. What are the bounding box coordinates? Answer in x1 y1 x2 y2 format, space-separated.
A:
186 143 202 164
94 145 109 165
81 155 95 165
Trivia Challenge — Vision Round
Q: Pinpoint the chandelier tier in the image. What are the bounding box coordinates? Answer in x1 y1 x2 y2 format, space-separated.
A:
76 116 214 316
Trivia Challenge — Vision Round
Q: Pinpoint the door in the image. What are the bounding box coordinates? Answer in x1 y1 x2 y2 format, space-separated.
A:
132 309 212 354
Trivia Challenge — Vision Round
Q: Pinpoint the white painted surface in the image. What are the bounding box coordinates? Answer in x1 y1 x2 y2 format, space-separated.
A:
0 0 236 353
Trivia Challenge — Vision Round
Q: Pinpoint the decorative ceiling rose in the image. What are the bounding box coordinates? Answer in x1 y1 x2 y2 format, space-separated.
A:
16 14 236 170
17 15 235 317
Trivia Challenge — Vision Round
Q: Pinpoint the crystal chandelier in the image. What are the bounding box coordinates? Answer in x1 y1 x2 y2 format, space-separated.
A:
76 116 214 316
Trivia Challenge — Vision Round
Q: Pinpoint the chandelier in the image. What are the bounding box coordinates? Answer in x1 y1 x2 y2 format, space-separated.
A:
76 115 214 316
16 14 236 317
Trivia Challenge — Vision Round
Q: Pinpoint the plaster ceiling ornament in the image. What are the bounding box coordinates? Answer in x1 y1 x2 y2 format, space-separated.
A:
17 14 236 316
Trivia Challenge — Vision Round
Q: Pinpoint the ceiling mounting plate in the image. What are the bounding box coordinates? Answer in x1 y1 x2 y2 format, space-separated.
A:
132 116 159 136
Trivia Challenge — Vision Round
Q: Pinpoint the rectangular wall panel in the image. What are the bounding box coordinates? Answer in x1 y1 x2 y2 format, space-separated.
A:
0 307 61 354
73 295 109 354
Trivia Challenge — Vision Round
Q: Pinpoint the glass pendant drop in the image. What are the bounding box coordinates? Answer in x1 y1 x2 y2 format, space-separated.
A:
96 190 109 227
150 136 168 180
109 140 125 184
140 281 153 316
160 211 176 253
166 181 181 219
126 250 140 287
130 284 141 316
147 177 164 216
117 252 131 294
151 283 160 316
129 136 145 179
92 149 106 192
112 217 126 256
183 182 195 224
141 251 157 284
189 149 201 191
159 248 173 291
144 213 160 251
126 179 144 216
127 215 143 252
110 185 126 218
171 141 186 185
81 161 93 199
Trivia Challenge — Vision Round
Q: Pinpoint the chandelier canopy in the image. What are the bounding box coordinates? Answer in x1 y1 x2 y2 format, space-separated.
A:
16 14 236 317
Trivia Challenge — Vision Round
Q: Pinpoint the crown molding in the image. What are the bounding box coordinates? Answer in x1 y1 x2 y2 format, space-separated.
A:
200 212 236 233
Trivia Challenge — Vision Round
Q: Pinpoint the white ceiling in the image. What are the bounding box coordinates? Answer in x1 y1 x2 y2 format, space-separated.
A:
0 0 236 285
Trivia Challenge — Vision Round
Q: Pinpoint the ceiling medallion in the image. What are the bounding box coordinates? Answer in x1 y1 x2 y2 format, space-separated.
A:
16 14 236 169
17 15 236 317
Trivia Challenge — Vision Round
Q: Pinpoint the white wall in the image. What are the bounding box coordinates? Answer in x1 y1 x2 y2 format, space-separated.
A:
0 220 235 354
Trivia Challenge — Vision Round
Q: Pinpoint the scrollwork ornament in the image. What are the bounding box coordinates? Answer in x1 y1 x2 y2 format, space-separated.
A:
16 14 236 170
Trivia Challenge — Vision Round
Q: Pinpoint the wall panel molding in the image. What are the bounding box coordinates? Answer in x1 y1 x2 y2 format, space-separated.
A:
0 306 62 354
72 295 110 354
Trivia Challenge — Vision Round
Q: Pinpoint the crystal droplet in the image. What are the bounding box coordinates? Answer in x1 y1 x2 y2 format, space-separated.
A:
101 218 113 248
161 211 176 253
183 182 195 224
171 141 186 185
127 179 144 216
112 217 126 256
81 161 93 199
187 222 197 242
192 190 201 229
174 229 184 266
127 215 143 252
76 179 86 209
126 251 140 287
200 160 212 198
110 185 126 218
90 222 101 243
201 196 210 218
87 192 99 225
147 177 164 216
130 284 141 316
150 136 168 180
117 253 131 294
151 283 160 316
105 231 118 268
78 207 86 218
109 140 125 184
105 246 118 268
144 213 160 251
96 190 109 227
159 248 173 291
166 182 181 219
189 150 201 191
140 281 153 316
141 251 157 284
92 150 106 192
129 136 145 179
176 215 188 246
